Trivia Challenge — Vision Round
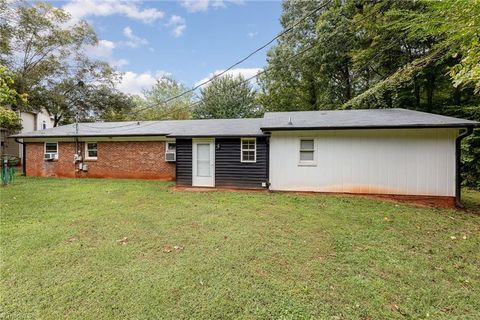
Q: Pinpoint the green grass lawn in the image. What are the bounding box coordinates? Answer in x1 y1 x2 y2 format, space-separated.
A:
1 177 479 319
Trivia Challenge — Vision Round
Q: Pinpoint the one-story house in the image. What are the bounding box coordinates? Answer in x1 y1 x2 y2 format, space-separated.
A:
12 108 478 206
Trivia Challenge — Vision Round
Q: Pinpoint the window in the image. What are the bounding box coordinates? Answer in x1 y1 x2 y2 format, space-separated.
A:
85 142 97 160
166 142 176 152
44 142 58 160
241 138 256 163
165 142 176 162
299 139 315 165
42 121 47 130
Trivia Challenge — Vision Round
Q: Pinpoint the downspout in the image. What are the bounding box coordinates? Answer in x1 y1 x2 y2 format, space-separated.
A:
455 127 474 208
14 138 26 176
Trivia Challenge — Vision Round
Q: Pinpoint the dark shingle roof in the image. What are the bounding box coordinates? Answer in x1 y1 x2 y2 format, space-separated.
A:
14 118 264 138
13 109 477 139
262 108 478 130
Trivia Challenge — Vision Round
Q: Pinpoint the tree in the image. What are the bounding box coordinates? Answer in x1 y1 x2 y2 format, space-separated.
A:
258 0 330 112
0 107 22 133
132 76 194 120
0 65 27 108
194 74 260 119
344 0 480 110
260 0 479 188
0 65 24 133
0 1 132 125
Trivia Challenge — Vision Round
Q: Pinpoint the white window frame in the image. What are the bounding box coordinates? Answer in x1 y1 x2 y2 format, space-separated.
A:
165 142 176 161
241 138 256 163
44 142 58 160
298 138 316 166
42 121 47 130
85 142 98 160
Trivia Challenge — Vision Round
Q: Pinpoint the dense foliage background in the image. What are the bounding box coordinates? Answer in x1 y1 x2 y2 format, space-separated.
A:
259 0 479 188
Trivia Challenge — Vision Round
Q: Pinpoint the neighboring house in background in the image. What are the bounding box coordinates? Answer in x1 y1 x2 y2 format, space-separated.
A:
13 109 478 207
0 108 54 164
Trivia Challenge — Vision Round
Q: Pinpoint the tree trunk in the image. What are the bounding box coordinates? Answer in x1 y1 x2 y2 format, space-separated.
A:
452 86 461 105
414 77 420 108
307 74 317 110
426 72 435 112
344 64 352 102
54 115 62 127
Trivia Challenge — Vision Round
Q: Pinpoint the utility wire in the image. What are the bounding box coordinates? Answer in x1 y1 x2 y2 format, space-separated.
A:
81 2 385 127
129 3 386 121
130 0 333 116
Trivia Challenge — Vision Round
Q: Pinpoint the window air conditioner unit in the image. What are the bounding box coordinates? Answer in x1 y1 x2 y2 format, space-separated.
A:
44 153 57 160
165 151 176 162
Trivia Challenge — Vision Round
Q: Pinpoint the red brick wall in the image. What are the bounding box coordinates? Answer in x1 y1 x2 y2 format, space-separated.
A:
25 141 176 180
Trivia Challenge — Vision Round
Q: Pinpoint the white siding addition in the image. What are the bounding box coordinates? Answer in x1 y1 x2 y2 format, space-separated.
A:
269 128 458 197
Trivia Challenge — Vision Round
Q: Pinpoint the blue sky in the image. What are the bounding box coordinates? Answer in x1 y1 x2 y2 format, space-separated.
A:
53 0 283 95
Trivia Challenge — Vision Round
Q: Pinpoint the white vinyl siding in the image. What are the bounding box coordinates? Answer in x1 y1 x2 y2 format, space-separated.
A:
269 128 458 197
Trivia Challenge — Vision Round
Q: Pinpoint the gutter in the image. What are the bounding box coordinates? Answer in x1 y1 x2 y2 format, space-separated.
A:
455 127 474 208
14 138 26 176
260 123 478 132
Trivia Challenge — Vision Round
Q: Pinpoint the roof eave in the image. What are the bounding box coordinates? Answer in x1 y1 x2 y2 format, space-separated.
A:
12 133 171 139
261 123 478 131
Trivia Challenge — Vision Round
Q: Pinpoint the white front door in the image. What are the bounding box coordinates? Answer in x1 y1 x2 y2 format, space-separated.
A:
192 139 215 187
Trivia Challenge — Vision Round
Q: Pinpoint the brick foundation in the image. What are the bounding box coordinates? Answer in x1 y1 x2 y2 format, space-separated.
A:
25 141 175 180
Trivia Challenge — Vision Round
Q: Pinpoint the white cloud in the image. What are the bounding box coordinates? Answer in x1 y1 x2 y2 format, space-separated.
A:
195 67 262 87
110 58 129 68
85 39 116 58
85 40 128 68
166 15 186 38
121 26 148 48
180 0 210 12
180 0 244 13
117 70 171 95
247 31 258 38
63 0 165 23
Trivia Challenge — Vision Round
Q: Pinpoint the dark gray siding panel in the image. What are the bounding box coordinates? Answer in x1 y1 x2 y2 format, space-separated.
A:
215 137 268 189
176 138 192 186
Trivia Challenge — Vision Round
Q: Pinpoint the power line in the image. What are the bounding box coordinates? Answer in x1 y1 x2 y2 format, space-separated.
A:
127 41 320 122
130 0 333 116
82 8 387 127
131 3 386 120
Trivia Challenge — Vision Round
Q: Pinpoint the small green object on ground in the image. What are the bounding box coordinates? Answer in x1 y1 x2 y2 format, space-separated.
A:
1 155 19 185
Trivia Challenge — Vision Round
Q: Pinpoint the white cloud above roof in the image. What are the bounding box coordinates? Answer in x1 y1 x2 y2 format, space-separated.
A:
180 0 244 13
85 39 115 58
85 39 129 68
63 0 165 23
195 67 262 87
121 26 148 48
166 15 187 38
117 70 171 95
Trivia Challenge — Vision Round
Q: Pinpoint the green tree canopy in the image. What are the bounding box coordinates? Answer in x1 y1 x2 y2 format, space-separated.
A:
0 1 133 125
194 74 261 119
131 76 194 121
259 0 479 188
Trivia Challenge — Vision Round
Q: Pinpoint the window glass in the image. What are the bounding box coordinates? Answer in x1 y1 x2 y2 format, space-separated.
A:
167 143 176 151
241 138 256 162
86 143 97 158
45 143 58 153
300 151 314 161
300 140 314 150
299 139 315 163
197 143 210 176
